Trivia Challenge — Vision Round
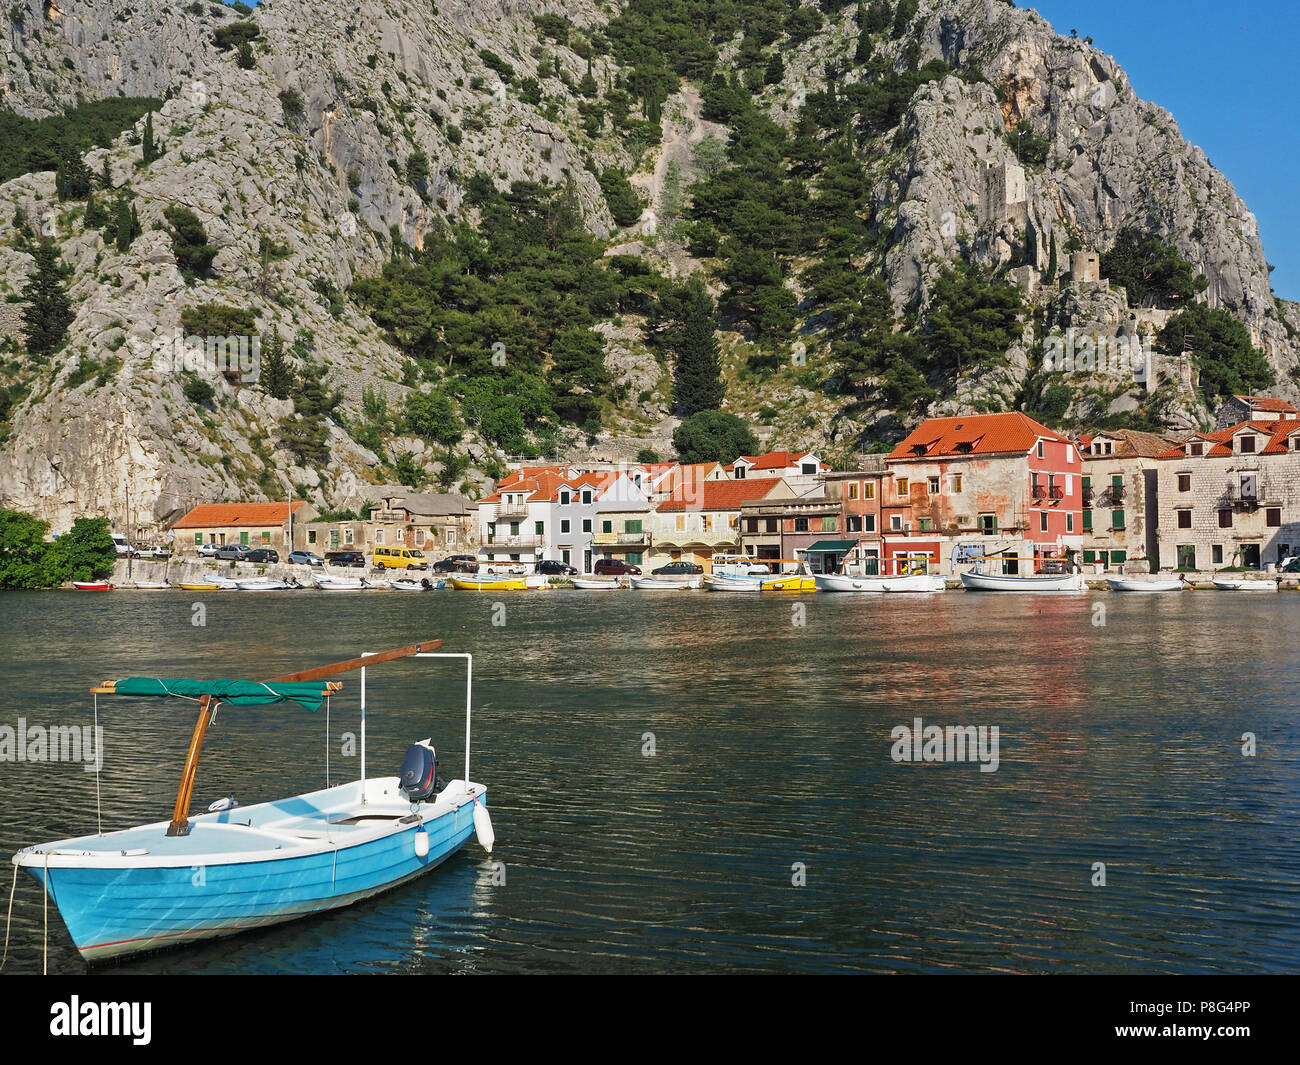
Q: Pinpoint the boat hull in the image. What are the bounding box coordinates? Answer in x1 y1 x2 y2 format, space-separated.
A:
630 576 701 590
880 575 947 593
571 577 620 589
16 779 485 963
960 570 1086 592
1212 578 1278 591
1106 578 1184 592
813 573 892 593
451 577 527 591
71 582 113 591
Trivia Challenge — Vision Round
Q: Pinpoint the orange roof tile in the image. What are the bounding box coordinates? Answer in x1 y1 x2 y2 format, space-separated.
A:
1235 396 1298 414
657 477 785 512
172 502 305 529
888 413 1068 460
1157 419 1300 459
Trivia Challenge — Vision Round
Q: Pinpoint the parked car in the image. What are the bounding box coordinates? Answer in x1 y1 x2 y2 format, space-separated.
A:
214 544 251 561
325 551 366 568
196 543 220 558
288 550 324 567
594 558 641 576
536 559 579 576
246 548 279 564
432 555 479 573
652 561 703 576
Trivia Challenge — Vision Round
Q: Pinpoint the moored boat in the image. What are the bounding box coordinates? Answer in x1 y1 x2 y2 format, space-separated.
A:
234 577 297 591
703 574 765 592
451 576 527 591
630 575 702 590
1212 576 1279 591
572 576 621 589
11 640 493 963
1106 576 1185 592
390 576 438 591
128 581 171 590
813 572 893 593
880 574 948 593
960 567 1086 592
200 573 239 590
71 581 113 591
311 574 376 591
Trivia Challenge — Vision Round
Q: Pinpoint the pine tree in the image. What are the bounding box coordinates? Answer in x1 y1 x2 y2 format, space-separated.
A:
142 112 157 166
55 149 92 201
236 41 255 70
113 194 140 252
83 191 108 229
1047 232 1058 281
673 279 724 416
258 330 296 399
854 4 874 64
99 156 113 191
21 239 74 359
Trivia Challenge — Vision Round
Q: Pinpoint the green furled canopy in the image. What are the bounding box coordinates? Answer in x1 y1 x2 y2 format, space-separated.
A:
113 677 332 713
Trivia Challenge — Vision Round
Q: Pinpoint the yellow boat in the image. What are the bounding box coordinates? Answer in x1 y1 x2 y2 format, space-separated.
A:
450 577 528 591
177 582 222 591
761 575 818 592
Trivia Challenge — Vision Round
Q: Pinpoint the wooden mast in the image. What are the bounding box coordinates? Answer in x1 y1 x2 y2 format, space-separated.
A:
163 638 442 836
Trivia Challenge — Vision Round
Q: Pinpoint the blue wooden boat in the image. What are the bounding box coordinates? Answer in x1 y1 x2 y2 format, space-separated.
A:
10 640 494 964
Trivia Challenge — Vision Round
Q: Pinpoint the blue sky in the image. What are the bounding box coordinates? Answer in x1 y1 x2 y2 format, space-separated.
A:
1028 1 1299 301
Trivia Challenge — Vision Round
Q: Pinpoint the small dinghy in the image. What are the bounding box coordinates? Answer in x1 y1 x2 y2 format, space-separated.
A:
234 577 296 591
572 577 621 590
1106 576 1185 592
200 573 239 590
71 581 113 591
11 639 493 963
1212 577 1279 591
128 581 171 590
880 574 947 593
630 576 700 590
451 576 527 591
390 576 436 591
311 574 375 591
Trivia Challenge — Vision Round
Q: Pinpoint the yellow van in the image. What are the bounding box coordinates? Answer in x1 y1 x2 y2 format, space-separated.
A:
373 546 428 570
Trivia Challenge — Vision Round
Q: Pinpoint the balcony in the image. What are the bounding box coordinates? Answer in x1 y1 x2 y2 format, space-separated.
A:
593 531 649 546
1032 485 1048 500
1049 485 1064 500
1108 484 1126 503
492 505 531 522
481 535 544 549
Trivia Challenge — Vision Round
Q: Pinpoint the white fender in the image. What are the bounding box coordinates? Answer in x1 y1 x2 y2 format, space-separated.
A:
414 828 429 858
473 801 495 853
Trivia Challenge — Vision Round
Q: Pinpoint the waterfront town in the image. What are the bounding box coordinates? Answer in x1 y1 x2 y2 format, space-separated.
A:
140 393 1300 580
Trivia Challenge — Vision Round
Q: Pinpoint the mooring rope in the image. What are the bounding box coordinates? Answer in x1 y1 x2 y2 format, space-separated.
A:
0 859 17 971
94 692 102 836
325 694 331 789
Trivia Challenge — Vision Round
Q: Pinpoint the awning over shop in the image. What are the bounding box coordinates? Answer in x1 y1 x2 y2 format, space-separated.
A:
804 540 859 553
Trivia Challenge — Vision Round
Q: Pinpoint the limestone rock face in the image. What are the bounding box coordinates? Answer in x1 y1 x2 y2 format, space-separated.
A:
0 0 1295 528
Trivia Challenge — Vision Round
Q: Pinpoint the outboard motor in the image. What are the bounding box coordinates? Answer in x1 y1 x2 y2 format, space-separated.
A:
399 740 446 803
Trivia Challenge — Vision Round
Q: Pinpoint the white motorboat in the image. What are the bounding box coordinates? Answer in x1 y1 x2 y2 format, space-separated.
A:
631 576 702 590
813 572 893 593
234 577 297 591
200 573 239 590
1212 576 1279 591
390 576 439 591
880 574 948 593
311 574 377 591
960 567 1086 592
1106 576 1185 592
571 577 621 590
703 574 765 592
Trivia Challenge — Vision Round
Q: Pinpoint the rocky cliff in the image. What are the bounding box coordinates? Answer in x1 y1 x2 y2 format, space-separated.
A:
0 0 1294 532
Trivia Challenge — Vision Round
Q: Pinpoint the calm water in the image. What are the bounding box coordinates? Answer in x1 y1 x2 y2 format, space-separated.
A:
0 587 1297 974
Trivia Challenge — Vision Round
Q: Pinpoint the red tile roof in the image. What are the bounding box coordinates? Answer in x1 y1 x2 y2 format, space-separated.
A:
657 477 786 512
1235 396 1298 414
1156 419 1300 459
172 502 306 529
888 413 1068 460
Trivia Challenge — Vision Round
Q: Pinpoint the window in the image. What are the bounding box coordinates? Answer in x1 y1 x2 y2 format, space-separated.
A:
509 522 519 536
918 518 932 532
863 514 876 533
1176 510 1192 529
581 519 591 533
1036 440 1044 458
414 529 425 546
582 490 592 505
847 515 862 532
848 483 859 500
978 514 997 534
928 477 940 495
444 528 454 545
626 520 642 534
896 478 909 497
1112 510 1125 530
1239 435 1256 453
801 463 817 475
765 518 778 533
951 473 963 493
330 529 340 548
560 519 570 534
822 516 837 531
1218 509 1233 529
194 533 202 545
627 552 642 566
1039 512 1048 532
734 466 746 479
375 529 384 544
1178 473 1191 492
1240 473 1257 498
1066 513 1074 533
864 482 876 499
1212 545 1223 565
560 490 571 505
676 516 685 532
602 520 613 533
890 515 903 531
1111 550 1127 564
1083 510 1092 531
535 521 544 535
1177 545 1196 569
1267 508 1282 528
795 517 809 532
345 528 354 545
308 530 317 544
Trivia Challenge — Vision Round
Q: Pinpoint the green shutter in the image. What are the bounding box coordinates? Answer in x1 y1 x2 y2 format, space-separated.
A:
602 520 612 533
1111 550 1127 563
1082 550 1095 563
240 531 249 546
626 520 642 534
1112 510 1124 529
535 521 544 535
1082 476 1091 489
627 552 642 565
1082 510 1092 531
195 532 202 545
